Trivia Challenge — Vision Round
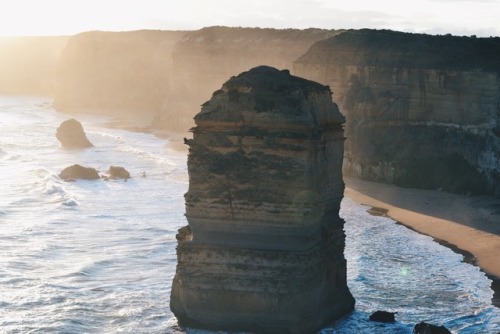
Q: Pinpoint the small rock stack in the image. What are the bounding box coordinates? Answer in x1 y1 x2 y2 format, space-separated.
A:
170 66 354 334
56 118 93 149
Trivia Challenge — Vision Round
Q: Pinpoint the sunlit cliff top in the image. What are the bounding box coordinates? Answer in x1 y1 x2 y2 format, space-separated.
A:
295 29 500 72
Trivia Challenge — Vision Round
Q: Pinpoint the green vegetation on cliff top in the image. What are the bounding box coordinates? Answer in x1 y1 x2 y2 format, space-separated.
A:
296 29 500 72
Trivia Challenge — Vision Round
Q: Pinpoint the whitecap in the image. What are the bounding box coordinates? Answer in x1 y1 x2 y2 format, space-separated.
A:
62 198 78 207
44 183 66 196
5 153 20 161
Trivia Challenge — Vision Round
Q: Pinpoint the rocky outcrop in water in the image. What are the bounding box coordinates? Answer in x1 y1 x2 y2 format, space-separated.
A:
56 119 93 149
294 29 500 196
164 27 339 129
105 166 130 180
170 66 354 333
59 164 99 181
414 322 451 334
369 310 396 323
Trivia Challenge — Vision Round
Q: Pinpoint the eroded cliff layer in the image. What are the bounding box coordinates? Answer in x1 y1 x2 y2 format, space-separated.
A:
53 27 338 131
294 29 500 195
170 66 354 333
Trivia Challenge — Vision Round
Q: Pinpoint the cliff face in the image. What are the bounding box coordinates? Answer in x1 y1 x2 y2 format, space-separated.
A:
165 27 339 129
53 27 338 130
50 28 499 194
54 30 186 118
294 30 500 195
170 66 354 333
0 36 68 95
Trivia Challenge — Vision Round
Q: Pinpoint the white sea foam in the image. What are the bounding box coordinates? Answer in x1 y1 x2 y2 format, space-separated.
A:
0 96 498 334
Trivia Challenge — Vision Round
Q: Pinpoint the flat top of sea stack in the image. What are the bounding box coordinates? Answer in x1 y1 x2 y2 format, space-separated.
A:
194 65 345 129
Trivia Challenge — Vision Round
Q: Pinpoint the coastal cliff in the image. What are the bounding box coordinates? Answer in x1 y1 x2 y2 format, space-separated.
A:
49 27 499 195
53 27 338 130
164 26 338 129
170 66 354 333
294 29 500 196
54 30 186 120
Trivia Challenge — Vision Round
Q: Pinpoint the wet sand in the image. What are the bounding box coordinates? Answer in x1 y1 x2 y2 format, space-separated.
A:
344 177 500 306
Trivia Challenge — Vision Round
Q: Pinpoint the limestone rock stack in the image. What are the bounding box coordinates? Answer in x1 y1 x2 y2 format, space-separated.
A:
170 66 354 333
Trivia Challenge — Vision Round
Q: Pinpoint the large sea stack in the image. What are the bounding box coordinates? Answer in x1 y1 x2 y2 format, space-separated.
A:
170 66 354 333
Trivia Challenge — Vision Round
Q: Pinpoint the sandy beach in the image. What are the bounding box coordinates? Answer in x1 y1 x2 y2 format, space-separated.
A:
344 177 500 305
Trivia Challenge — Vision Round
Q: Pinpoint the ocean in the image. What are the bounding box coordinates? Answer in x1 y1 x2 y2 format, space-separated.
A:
0 96 499 333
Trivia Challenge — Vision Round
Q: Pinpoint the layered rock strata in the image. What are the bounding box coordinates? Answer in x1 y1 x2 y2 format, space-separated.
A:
170 66 354 333
294 29 500 195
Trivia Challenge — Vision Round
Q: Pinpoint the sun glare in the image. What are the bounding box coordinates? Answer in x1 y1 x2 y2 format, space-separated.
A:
0 0 498 37
0 0 156 36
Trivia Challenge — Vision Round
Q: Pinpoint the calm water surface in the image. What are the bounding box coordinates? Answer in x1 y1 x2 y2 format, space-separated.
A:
0 96 499 333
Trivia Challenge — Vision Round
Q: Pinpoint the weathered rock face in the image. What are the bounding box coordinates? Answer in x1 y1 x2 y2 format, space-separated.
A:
170 66 354 333
165 27 340 129
56 119 93 149
294 29 500 196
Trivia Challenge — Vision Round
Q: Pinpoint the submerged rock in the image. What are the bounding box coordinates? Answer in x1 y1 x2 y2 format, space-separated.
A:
56 119 93 149
414 322 451 334
170 66 354 334
59 164 99 181
106 166 130 179
369 310 397 323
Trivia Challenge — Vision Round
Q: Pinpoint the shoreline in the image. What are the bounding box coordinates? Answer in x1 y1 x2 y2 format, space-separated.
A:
67 109 500 308
344 177 500 308
99 116 190 152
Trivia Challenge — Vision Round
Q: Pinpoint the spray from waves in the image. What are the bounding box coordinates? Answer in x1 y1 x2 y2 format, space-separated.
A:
31 167 79 207
90 131 126 145
115 145 174 168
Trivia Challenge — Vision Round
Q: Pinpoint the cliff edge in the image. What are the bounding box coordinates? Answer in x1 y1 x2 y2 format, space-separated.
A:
170 66 354 333
294 29 500 196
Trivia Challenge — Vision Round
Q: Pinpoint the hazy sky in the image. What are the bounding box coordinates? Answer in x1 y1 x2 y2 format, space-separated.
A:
0 0 498 37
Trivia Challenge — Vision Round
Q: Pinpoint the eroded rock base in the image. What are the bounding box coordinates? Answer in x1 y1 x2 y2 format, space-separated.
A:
171 225 354 334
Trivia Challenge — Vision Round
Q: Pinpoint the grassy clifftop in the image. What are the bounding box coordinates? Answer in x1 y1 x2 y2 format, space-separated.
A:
296 29 500 72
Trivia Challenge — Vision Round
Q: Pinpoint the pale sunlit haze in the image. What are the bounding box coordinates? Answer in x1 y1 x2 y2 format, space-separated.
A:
0 0 498 36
